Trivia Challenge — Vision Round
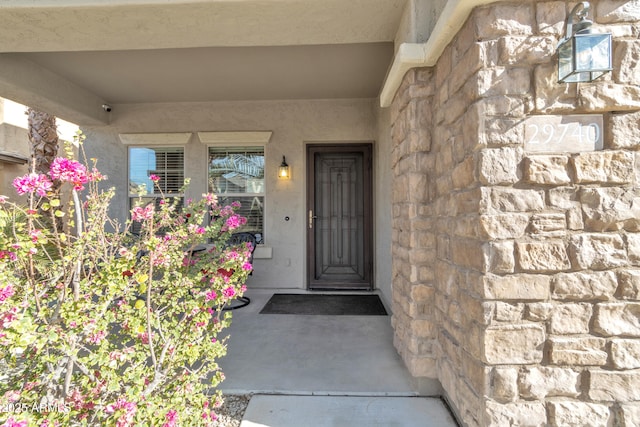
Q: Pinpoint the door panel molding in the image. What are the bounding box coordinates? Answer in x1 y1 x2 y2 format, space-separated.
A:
306 143 373 290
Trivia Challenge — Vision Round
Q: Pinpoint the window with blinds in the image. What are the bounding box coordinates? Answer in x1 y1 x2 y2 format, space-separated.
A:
208 147 264 242
128 147 185 234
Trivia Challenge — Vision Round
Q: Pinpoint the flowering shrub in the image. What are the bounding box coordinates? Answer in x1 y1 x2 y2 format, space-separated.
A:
0 138 252 426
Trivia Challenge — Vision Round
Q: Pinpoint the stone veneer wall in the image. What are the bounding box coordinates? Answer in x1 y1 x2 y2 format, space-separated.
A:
391 1 640 426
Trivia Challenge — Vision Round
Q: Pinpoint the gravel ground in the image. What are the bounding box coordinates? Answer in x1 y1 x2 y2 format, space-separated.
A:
213 394 252 427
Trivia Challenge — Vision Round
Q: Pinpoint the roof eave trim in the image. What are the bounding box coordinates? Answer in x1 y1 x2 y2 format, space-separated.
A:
379 0 500 108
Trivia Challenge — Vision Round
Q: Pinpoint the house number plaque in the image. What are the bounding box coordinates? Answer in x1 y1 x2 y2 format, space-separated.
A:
524 114 603 153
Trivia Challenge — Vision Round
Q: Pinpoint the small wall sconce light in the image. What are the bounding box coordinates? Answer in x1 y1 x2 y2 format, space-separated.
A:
558 1 612 83
278 156 290 179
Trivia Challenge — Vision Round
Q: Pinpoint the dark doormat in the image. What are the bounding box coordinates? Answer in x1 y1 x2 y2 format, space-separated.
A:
260 294 388 316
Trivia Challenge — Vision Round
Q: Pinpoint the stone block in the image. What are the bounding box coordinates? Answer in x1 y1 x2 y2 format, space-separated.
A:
609 110 640 149
618 270 640 300
573 151 635 184
480 117 525 147
516 240 571 272
477 96 530 118
484 241 515 274
523 155 571 185
549 187 579 209
549 303 593 335
566 207 584 231
596 1 640 23
451 238 485 271
526 302 553 321
529 213 566 235
498 36 556 65
614 40 640 85
549 303 593 334
619 403 640 427
476 67 532 98
588 369 640 401
580 188 640 232
485 188 545 213
403 354 437 378
534 62 579 113
611 339 640 369
570 234 628 270
484 400 546 427
548 401 611 427
450 41 493 94
594 302 640 337
483 274 551 300
519 367 581 399
491 367 518 402
409 318 435 338
483 324 545 364
577 83 640 112
494 302 524 322
410 284 435 302
474 4 534 38
452 156 475 190
548 337 608 366
628 234 640 266
479 214 529 239
536 1 565 35
551 271 618 301
478 147 522 185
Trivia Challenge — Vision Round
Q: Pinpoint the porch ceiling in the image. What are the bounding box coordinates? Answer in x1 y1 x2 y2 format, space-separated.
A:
0 0 406 123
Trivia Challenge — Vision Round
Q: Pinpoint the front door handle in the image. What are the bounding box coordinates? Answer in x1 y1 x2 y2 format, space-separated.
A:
308 210 318 229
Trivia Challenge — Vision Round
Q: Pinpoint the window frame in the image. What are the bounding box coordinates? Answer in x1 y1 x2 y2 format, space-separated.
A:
127 145 186 214
207 145 265 243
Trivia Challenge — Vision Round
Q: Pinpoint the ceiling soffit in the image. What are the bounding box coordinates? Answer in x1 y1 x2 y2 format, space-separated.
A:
0 0 407 52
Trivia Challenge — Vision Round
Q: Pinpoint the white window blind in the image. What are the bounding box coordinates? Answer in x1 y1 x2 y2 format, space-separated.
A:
129 147 185 234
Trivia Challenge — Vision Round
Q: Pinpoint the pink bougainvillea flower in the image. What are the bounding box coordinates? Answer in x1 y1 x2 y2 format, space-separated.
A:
162 410 178 427
222 286 236 298
205 290 217 301
29 229 42 243
0 285 15 303
88 330 106 344
0 251 17 262
50 157 89 191
131 204 154 221
1 417 28 427
105 398 137 427
149 174 160 182
227 214 247 229
242 262 253 271
13 173 53 197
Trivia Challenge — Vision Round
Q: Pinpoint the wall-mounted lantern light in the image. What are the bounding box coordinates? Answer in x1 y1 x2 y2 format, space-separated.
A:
278 156 290 179
558 1 612 83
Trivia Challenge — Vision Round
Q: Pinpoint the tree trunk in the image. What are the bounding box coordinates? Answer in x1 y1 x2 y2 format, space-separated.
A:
27 108 63 230
27 108 59 176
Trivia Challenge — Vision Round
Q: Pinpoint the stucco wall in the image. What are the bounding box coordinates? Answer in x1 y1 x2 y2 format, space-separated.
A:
376 105 394 307
83 99 393 292
0 123 29 199
391 1 640 426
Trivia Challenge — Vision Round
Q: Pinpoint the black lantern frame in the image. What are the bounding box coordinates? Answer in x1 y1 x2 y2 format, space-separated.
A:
557 2 612 83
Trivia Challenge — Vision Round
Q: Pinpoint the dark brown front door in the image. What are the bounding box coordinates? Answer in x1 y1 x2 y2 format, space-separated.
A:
306 144 372 290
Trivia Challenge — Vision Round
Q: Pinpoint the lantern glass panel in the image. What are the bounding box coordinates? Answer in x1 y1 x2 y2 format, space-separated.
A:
558 40 575 82
575 33 612 72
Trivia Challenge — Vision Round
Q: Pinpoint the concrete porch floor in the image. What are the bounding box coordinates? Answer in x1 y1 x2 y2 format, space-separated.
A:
217 289 459 426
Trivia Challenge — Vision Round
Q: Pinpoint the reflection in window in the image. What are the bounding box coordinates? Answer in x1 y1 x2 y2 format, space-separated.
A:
209 147 264 242
128 147 184 233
